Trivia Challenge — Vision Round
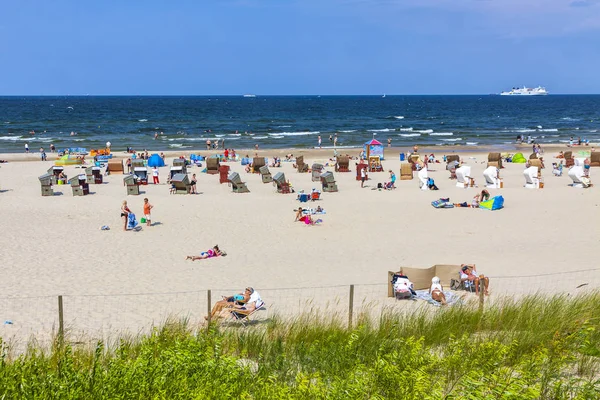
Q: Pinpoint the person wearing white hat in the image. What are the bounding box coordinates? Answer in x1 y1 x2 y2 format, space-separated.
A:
430 276 447 305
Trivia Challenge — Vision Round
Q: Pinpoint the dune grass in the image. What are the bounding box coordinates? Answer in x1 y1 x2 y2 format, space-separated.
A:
1 293 599 399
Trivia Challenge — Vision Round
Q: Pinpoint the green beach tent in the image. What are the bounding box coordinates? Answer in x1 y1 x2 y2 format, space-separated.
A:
512 153 527 163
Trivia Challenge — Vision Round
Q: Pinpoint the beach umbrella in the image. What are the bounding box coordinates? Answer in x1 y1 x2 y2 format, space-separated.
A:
147 154 165 167
479 195 504 211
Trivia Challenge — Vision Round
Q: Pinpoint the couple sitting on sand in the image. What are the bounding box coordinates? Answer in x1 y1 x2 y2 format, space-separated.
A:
186 245 227 261
205 287 262 321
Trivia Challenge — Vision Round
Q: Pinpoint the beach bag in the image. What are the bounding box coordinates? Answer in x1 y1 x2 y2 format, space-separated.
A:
450 279 461 290
140 217 147 223
377 183 383 189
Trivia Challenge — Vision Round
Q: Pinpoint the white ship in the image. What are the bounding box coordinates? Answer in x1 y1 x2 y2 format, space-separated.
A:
500 86 548 96
242 94 256 98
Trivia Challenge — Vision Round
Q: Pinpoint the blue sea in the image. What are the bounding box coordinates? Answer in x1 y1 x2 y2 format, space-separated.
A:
1 95 599 153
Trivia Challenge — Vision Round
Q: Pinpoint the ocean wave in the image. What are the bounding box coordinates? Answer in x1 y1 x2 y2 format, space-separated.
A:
228 133 242 136
415 129 433 134
400 127 413 131
270 135 285 139
0 136 22 141
138 119 148 122
368 128 394 132
561 117 580 121
215 134 225 137
399 133 421 137
466 142 478 146
276 125 292 128
169 144 192 148
429 132 453 136
4 122 9 124
540 128 558 132
394 116 404 119
253 136 269 139
340 130 356 133
271 131 318 136
441 138 462 142
516 129 536 133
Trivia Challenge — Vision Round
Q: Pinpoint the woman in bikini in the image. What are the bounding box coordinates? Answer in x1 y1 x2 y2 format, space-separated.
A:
429 276 447 305
186 245 225 261
121 201 132 231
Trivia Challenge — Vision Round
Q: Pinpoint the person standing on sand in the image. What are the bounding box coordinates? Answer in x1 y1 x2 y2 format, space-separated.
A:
206 139 211 150
388 138 392 147
318 135 322 148
25 143 29 153
334 133 338 147
360 166 367 188
106 141 111 150
329 134 333 143
143 198 153 227
152 166 160 184
121 201 132 231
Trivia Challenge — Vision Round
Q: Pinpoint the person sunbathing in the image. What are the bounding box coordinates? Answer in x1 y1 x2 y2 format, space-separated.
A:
205 287 253 320
556 151 564 159
186 245 226 261
460 264 489 295
294 207 320 225
429 276 447 305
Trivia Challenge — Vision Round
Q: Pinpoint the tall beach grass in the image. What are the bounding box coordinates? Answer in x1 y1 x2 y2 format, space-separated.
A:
1 293 599 399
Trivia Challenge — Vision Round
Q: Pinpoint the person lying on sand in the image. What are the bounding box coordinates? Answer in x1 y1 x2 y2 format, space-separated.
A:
429 276 447 306
205 287 255 320
186 245 226 261
460 264 489 295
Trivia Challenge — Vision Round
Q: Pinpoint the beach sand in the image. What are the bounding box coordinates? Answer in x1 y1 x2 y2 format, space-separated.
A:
1 146 599 344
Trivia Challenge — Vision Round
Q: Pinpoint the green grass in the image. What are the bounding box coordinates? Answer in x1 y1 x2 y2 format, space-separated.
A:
1 293 599 399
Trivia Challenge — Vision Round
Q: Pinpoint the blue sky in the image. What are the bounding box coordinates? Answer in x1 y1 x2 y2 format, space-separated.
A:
0 0 599 94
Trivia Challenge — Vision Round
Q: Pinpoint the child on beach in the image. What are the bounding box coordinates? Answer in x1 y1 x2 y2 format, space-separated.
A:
143 198 153 226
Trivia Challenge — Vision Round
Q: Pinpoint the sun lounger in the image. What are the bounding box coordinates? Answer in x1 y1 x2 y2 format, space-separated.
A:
228 172 250 193
228 291 265 326
206 156 220 174
69 175 89 196
311 163 323 182
320 171 338 192
529 159 543 171
273 172 291 193
252 157 266 173
455 165 471 188
483 166 500 188
400 163 413 180
108 159 124 174
524 166 540 189
336 155 350 172
123 175 140 195
568 165 590 188
590 152 600 167
564 151 574 168
296 155 308 173
259 165 273 183
487 153 502 169
171 173 191 194
39 174 54 196
134 167 148 185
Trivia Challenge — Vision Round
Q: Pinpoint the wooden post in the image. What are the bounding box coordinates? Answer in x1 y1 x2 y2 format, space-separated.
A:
206 290 212 327
348 285 355 329
478 280 485 312
58 295 64 349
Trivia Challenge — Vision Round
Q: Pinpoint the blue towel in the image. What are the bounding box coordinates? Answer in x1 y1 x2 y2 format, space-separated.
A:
127 213 138 229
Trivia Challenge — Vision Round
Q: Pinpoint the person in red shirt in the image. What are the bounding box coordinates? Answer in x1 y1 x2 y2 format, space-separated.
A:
224 149 229 159
143 198 153 227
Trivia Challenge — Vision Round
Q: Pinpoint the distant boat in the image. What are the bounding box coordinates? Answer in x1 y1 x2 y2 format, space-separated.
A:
500 86 548 96
243 94 256 98
382 94 386 98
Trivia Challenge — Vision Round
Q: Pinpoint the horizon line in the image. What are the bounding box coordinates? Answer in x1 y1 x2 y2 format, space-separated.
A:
1 93 599 97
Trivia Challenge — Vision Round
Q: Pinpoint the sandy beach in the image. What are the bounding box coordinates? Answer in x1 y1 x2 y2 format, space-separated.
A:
1 145 599 343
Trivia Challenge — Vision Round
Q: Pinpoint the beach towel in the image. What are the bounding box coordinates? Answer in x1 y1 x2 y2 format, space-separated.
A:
431 199 454 209
302 208 326 215
127 213 138 229
415 290 464 307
